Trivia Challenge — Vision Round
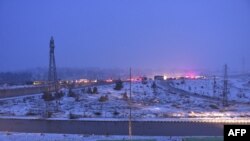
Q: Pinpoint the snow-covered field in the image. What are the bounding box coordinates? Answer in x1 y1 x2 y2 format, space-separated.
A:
0 78 250 119
170 75 250 103
0 132 182 141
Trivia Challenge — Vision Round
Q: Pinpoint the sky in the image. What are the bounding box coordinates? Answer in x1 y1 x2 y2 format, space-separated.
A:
0 0 250 72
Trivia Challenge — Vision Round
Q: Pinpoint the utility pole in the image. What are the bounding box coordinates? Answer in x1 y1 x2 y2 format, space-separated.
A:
213 75 216 98
128 67 132 139
222 64 228 107
242 57 246 74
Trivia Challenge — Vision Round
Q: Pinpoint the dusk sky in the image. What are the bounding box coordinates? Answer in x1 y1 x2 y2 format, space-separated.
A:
0 0 250 72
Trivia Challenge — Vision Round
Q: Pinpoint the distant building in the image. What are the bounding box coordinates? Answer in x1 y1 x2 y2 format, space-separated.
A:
167 77 176 80
154 75 164 80
141 76 148 84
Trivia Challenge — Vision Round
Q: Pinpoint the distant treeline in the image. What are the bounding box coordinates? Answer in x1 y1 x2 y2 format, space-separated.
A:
0 72 33 85
0 68 151 85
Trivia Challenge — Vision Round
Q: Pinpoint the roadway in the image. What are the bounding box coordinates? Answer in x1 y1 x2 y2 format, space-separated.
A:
0 82 112 99
0 118 230 136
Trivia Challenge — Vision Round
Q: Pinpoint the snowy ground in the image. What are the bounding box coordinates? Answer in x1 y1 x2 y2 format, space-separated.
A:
170 75 250 103
0 132 182 141
0 78 250 119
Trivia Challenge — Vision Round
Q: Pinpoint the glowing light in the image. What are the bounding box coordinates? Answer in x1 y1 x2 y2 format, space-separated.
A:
77 79 89 83
127 77 142 82
33 81 44 85
106 79 113 83
163 75 167 80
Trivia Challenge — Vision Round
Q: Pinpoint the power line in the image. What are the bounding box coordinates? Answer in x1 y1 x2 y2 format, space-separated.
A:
213 75 216 98
222 64 228 107
128 67 132 139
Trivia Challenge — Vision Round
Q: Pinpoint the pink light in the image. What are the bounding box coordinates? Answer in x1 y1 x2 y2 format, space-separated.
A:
185 71 197 79
106 79 113 83
127 77 141 82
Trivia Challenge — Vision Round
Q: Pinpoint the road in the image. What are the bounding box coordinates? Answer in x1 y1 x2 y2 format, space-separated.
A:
0 82 112 99
0 118 231 136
